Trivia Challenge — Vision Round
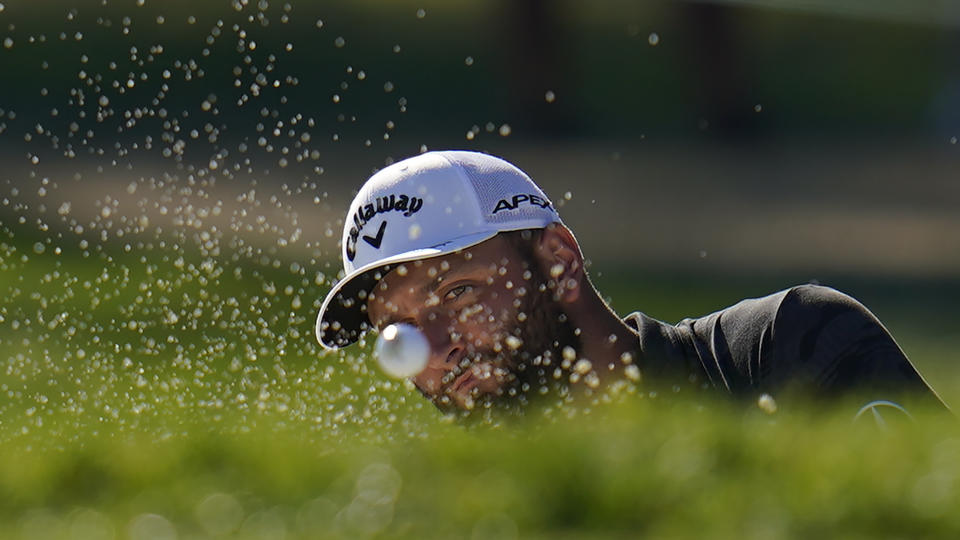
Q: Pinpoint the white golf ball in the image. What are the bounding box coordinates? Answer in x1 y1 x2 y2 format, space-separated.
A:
374 323 430 378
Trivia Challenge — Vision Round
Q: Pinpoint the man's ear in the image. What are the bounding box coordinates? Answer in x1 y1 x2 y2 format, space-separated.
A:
533 223 585 303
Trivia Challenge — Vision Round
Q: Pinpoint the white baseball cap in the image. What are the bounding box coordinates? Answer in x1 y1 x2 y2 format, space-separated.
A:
315 150 562 349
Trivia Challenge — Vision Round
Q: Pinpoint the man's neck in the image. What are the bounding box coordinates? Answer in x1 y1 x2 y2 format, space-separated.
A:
564 286 641 383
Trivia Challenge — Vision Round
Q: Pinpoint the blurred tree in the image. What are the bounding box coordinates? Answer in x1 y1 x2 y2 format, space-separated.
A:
680 2 761 139
497 0 579 136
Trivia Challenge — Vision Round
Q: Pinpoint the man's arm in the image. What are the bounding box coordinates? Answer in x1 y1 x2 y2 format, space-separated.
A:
761 285 948 410
682 284 948 411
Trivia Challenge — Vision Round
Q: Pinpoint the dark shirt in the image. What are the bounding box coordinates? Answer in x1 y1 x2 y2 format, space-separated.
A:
625 285 947 411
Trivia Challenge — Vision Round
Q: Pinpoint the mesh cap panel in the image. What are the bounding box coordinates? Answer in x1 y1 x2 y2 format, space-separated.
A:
445 152 556 224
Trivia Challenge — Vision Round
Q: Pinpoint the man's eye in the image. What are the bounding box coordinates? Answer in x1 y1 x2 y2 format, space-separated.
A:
444 285 472 301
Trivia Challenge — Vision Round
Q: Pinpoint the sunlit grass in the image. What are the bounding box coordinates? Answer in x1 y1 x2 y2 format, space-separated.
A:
0 396 957 539
2 230 959 538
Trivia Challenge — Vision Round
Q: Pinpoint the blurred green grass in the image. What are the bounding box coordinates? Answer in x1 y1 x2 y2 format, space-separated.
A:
1 399 958 539
2 229 959 538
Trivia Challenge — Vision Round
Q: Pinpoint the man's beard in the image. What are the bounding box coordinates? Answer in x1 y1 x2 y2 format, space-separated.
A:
433 269 580 414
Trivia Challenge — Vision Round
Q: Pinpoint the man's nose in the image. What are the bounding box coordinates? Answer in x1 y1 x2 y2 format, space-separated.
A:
409 317 462 396
418 316 460 368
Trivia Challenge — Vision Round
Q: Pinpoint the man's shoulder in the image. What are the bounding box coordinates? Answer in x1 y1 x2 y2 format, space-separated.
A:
692 284 861 329
672 284 869 391
625 284 857 341
777 284 865 312
770 284 879 338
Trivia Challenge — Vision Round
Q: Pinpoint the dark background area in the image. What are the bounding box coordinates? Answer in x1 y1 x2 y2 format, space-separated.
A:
2 0 958 143
0 0 957 158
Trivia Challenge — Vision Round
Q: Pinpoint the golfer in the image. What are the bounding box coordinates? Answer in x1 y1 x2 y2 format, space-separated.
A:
316 151 946 413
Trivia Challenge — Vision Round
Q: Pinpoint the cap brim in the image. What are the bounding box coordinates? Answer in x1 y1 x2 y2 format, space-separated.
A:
315 230 501 350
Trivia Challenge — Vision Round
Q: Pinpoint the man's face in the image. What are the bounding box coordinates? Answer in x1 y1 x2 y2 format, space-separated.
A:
366 234 569 411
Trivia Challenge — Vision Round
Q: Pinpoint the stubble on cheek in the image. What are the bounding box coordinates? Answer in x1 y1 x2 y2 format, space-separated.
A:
441 329 516 407
424 267 572 412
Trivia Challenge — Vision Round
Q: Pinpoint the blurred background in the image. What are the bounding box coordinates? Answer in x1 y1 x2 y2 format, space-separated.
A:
2 2 960 537
1 0 958 407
